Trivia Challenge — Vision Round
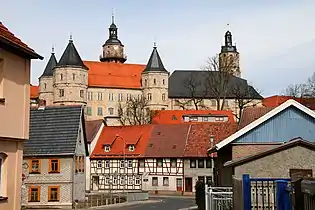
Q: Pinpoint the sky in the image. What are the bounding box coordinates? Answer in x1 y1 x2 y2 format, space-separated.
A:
2 0 315 96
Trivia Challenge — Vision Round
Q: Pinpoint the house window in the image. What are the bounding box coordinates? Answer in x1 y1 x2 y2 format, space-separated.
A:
104 146 110 152
60 74 63 81
170 159 177 167
211 99 216 106
163 177 169 186
139 159 145 167
86 107 92 116
59 89 64 97
97 107 103 116
126 94 131 101
190 117 198 121
198 160 204 168
128 177 133 185
190 159 196 168
48 186 60 202
30 159 41 173
206 176 213 185
113 177 117 185
153 79 156 85
105 160 110 168
97 92 103 101
97 160 102 168
203 117 209 122
157 159 163 167
127 160 133 168
108 107 114 115
135 177 140 185
108 93 114 101
147 93 152 101
49 159 60 173
120 176 125 185
120 160 125 168
72 73 75 80
152 177 158 186
118 93 123 101
80 90 84 98
29 186 40 202
88 92 93 100
206 159 212 168
162 93 166 101
129 145 135 151
105 177 110 185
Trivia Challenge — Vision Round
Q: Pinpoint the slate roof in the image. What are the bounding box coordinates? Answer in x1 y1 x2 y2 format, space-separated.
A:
142 46 168 73
145 124 190 158
0 22 43 59
24 105 87 156
40 52 57 77
168 70 262 99
56 39 88 70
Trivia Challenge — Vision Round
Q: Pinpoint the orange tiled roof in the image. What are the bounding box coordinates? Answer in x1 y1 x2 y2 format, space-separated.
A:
30 85 39 99
184 123 238 158
152 110 235 124
0 22 42 59
263 95 315 110
90 125 154 159
84 61 145 89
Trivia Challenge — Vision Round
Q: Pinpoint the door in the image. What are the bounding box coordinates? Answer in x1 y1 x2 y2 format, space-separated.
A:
176 178 183 192
185 177 192 192
92 176 99 191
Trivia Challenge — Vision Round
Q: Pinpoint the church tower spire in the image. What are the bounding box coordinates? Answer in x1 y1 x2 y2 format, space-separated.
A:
100 12 126 63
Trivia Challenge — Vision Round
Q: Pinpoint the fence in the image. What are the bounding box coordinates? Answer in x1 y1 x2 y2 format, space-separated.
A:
205 185 233 210
292 178 315 210
74 192 127 209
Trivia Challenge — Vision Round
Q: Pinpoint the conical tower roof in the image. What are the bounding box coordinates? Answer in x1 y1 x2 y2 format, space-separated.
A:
56 38 88 70
143 44 168 73
40 50 57 77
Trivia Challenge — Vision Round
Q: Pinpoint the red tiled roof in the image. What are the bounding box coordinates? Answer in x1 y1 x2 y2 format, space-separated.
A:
85 119 103 143
0 22 42 59
184 123 238 158
238 106 274 129
263 95 315 110
30 85 39 99
145 124 191 158
90 125 153 159
84 61 145 89
152 110 235 124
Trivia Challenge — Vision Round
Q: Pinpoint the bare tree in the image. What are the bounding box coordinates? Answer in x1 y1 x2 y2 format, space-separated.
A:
232 84 261 121
204 55 236 110
117 96 158 125
283 83 309 98
182 73 206 110
174 99 191 110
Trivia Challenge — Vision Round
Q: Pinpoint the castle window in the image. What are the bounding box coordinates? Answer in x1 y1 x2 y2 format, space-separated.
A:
108 93 114 101
97 107 103 116
97 92 103 101
147 93 152 101
44 83 47 90
144 79 147 86
80 90 84 98
108 107 114 115
88 92 93 101
153 79 156 85
59 89 64 97
163 79 165 85
60 74 63 81
72 73 75 80
162 93 166 101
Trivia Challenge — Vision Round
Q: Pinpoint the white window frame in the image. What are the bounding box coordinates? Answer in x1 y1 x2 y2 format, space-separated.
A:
113 177 117 185
128 177 133 185
97 92 103 101
105 177 110 185
127 160 133 168
120 176 125 185
129 145 135 152
105 160 110 168
97 160 102 168
104 146 110 152
120 160 125 168
135 177 140 185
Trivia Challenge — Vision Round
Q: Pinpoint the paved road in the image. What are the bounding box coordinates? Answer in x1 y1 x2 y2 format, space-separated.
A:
108 196 196 210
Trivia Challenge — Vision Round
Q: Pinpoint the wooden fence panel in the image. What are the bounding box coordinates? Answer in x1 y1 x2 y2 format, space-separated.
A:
232 176 243 210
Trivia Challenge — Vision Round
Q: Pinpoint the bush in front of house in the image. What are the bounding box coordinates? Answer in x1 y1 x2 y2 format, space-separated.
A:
195 180 205 210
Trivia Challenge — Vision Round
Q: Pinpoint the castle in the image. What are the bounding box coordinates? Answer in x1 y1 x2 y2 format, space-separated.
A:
35 16 262 125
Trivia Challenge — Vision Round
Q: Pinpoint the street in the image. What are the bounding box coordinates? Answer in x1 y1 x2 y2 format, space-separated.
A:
106 196 196 210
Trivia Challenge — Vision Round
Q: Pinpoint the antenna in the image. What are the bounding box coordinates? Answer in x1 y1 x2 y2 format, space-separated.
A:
69 32 73 41
153 36 157 48
51 45 55 54
112 8 115 23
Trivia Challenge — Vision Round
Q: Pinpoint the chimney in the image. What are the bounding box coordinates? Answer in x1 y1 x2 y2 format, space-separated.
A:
38 99 46 110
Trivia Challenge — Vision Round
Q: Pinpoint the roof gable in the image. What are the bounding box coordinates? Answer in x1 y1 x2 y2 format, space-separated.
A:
238 106 274 129
24 105 84 156
142 46 168 73
215 100 315 150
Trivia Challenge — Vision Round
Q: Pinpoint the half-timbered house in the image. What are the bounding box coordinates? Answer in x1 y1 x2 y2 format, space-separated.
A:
21 105 89 209
139 124 190 194
182 123 237 194
90 125 153 192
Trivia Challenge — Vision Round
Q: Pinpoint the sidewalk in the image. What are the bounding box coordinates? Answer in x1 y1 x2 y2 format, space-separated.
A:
178 206 198 210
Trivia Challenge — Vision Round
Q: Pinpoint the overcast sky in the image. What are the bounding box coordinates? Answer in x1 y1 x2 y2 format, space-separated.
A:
2 0 315 96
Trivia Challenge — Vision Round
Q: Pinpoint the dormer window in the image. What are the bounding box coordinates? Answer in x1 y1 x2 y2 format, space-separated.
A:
129 145 135 152
104 146 110 152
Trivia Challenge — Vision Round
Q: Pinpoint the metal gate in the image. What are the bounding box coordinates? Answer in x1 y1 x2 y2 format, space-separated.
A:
205 185 233 210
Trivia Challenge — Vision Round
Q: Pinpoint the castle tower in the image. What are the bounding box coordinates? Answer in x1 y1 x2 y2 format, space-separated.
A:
141 43 169 110
100 14 126 63
38 47 57 105
53 37 89 105
219 30 241 77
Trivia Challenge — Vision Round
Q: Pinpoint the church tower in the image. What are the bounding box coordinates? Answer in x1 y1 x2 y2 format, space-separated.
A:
38 47 57 105
100 14 126 63
219 30 241 77
141 43 169 110
53 37 89 105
